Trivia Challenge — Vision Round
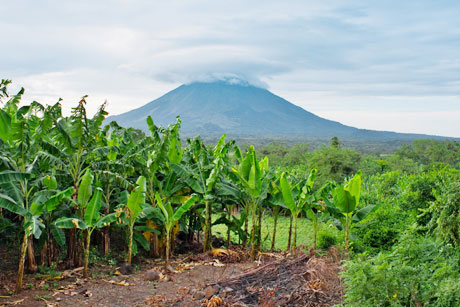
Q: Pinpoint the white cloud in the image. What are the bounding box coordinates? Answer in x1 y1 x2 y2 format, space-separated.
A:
2 0 460 137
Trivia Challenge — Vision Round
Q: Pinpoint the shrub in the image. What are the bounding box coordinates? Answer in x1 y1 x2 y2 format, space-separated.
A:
317 230 338 249
342 232 460 306
426 179 460 246
353 203 410 254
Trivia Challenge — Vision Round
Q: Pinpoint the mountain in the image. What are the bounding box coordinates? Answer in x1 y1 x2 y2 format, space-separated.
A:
106 81 451 141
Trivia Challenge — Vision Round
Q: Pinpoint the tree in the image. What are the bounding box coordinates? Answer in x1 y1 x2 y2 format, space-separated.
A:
123 176 148 264
55 170 120 277
327 171 375 250
279 169 317 257
172 135 234 252
232 145 271 260
155 193 197 267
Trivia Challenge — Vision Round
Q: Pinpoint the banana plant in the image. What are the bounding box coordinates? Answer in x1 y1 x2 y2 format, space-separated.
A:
232 145 271 260
172 134 234 252
136 116 182 256
155 192 197 267
38 98 108 267
215 179 250 247
266 178 284 251
327 171 375 250
90 122 132 256
122 175 152 264
279 169 317 257
55 170 119 277
302 180 336 250
0 169 74 292
0 89 66 292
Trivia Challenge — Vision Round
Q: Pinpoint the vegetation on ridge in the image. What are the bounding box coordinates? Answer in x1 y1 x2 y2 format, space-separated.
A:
1 79 460 306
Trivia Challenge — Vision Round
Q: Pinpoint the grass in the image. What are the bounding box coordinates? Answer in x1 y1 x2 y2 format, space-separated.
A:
213 214 343 252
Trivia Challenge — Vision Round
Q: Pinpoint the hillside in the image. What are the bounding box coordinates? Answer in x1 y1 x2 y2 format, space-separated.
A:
106 81 450 141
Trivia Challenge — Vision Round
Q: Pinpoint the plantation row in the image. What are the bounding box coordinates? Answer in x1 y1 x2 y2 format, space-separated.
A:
0 80 371 294
1 79 460 305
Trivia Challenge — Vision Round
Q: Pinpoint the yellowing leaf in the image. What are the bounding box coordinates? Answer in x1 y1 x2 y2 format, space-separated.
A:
71 219 80 228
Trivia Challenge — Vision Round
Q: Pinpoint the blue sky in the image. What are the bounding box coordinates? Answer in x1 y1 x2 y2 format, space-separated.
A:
2 0 460 137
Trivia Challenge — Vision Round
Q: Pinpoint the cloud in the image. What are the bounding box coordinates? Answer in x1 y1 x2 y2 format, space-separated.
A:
1 0 460 136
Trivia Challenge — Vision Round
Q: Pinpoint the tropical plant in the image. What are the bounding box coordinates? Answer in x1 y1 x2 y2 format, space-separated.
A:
0 88 73 292
232 145 271 260
279 169 317 256
306 180 335 250
172 134 234 252
55 170 119 277
155 193 197 267
326 171 375 250
121 176 150 264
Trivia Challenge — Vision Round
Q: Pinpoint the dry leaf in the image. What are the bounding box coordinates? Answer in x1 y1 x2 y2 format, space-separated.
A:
71 219 80 228
211 248 229 257
103 279 135 286
203 296 223 307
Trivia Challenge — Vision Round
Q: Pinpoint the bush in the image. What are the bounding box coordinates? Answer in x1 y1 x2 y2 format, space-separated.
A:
342 232 460 306
353 203 410 254
317 230 338 249
428 180 460 246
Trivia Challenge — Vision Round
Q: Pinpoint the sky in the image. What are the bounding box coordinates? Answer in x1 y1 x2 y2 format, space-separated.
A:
2 0 460 137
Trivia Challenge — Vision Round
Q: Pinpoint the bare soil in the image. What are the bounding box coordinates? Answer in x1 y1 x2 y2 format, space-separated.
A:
0 247 343 307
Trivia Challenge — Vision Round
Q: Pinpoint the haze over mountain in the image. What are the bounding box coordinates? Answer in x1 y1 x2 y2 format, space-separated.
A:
106 81 452 141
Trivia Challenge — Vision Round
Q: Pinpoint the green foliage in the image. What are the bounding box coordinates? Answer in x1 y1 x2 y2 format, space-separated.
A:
308 143 361 186
2 79 460 301
317 230 338 249
342 233 460 306
327 171 376 250
427 178 460 246
353 203 410 254
395 139 460 167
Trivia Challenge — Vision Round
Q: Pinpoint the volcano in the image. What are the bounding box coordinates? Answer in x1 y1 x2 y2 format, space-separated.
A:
106 81 448 141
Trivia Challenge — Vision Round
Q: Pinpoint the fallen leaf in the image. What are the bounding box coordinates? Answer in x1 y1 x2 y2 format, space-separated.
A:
211 248 229 257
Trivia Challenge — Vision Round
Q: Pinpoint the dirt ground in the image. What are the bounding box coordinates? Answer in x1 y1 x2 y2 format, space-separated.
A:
0 247 343 307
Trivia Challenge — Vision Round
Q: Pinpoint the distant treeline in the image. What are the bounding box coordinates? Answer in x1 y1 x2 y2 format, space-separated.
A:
252 137 460 186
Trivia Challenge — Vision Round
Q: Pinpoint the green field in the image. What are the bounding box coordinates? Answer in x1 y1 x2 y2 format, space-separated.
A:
213 214 342 251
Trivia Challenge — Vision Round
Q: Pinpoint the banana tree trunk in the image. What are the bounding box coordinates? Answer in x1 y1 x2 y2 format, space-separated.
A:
250 207 257 261
271 209 279 251
77 231 83 267
312 218 319 251
345 214 350 251
165 230 170 267
127 224 134 264
152 233 160 257
226 205 232 248
243 214 248 248
102 227 110 256
26 236 37 272
287 216 292 251
68 228 76 267
102 207 110 256
15 232 28 293
69 187 78 267
292 215 298 258
83 230 91 278
40 242 47 267
47 237 55 266
102 191 111 256
255 207 262 254
203 201 212 252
